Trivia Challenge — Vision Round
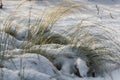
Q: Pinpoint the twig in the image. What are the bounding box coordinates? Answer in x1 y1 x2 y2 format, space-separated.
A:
0 0 3 9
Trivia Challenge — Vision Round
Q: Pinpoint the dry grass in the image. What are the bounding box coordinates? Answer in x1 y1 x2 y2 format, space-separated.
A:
28 2 86 45
1 0 120 78
0 0 86 57
69 21 120 77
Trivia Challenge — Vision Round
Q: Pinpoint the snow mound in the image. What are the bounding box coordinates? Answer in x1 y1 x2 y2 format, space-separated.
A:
3 53 55 76
0 68 56 80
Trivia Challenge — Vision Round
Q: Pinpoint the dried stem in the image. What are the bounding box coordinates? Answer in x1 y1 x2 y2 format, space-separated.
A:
0 0 3 9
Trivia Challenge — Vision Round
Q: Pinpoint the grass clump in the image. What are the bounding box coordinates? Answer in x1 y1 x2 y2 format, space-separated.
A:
70 22 120 77
0 0 86 58
27 2 85 45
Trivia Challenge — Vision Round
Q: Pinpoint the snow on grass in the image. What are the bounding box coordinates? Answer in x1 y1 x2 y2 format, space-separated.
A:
1 0 120 80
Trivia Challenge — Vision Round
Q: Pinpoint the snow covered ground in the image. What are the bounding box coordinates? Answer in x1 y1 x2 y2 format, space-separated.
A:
0 0 120 80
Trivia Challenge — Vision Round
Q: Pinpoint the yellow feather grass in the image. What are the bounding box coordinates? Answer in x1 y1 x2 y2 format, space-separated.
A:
29 2 86 45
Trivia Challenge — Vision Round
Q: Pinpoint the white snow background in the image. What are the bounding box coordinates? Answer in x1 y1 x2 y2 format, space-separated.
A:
0 0 120 80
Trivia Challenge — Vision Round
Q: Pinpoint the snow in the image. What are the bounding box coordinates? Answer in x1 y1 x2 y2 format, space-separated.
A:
0 0 120 80
3 53 55 76
0 68 20 80
75 58 88 77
